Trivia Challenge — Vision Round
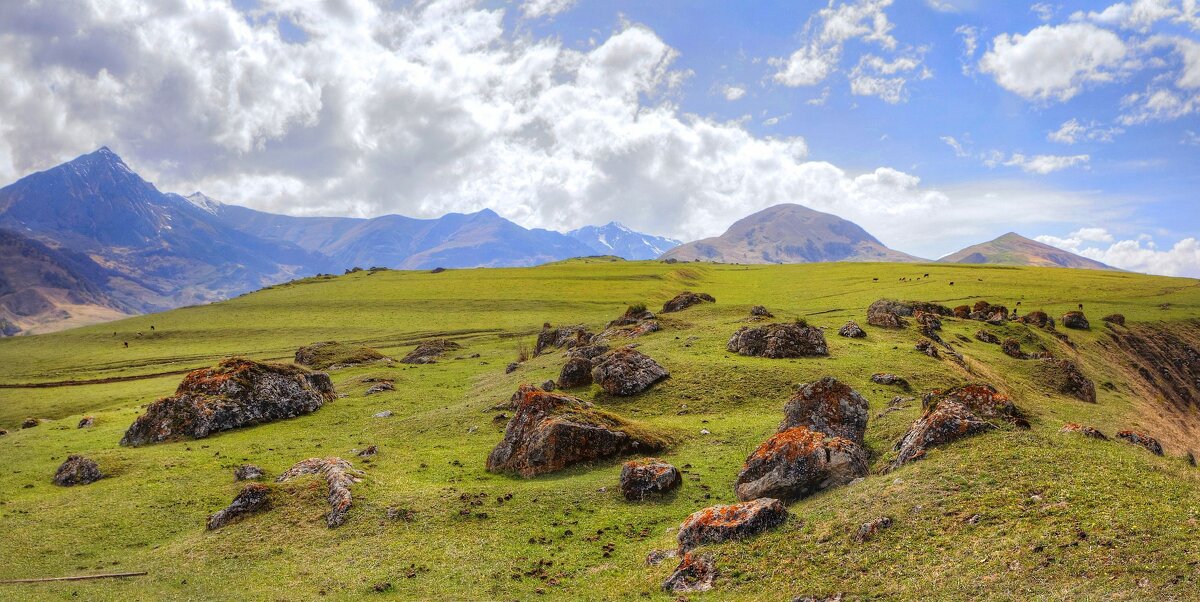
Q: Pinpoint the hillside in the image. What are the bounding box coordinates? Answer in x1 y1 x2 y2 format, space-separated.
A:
0 262 1198 600
661 204 923 264
938 232 1116 270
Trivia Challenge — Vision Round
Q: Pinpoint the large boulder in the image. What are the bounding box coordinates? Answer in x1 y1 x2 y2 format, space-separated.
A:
294 341 387 369
727 323 828 358
677 498 788 553
53 455 102 486
662 553 717 594
619 458 682 501
923 384 1025 426
120 358 336 447
661 292 715 313
1116 430 1164 456
1062 311 1090 330
486 386 667 477
207 483 271 530
400 339 461 364
837 321 866 338
276 457 364 528
780 377 869 444
590 347 669 396
735 427 867 502
557 357 594 389
1037 358 1096 402
889 400 994 470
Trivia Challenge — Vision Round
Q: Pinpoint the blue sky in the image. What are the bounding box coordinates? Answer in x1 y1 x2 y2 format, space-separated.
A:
0 0 1197 274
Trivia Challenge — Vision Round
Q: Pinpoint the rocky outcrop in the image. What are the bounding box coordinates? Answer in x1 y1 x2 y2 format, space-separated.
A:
867 299 953 329
1061 311 1090 330
486 386 667 477
206 483 271 530
736 427 867 502
558 357 594 389
1116 430 1164 456
1037 358 1096 402
662 553 717 593
400 339 461 364
295 341 387 369
276 457 364 527
727 323 829 358
662 292 715 313
837 321 866 338
53 455 102 486
590 347 669 396
120 358 336 447
1060 423 1107 440
535 324 594 356
890 400 994 470
781 377 869 444
677 498 788 552
619 458 682 501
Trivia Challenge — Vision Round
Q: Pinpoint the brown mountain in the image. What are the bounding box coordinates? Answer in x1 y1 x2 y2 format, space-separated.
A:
658 204 923 264
937 232 1116 270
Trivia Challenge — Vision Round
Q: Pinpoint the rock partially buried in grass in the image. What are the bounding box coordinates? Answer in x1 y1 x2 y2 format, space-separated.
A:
854 516 893 543
590 347 669 396
735 427 867 502
1102 313 1126 326
277 457 364 527
974 330 1000 344
294 341 388 370
119 358 336 447
206 483 270 530
890 400 994 471
365 381 394 396
871 373 909 389
1001 338 1029 359
234 464 265 481
924 384 1026 427
1037 358 1096 402
837 321 866 338
914 338 939 358
1060 423 1107 440
677 497 788 552
486 385 668 477
1062 311 1090 330
53 454 102 486
727 323 829 358
1116 430 1164 456
619 458 682 501
401 339 461 364
21 418 39 429
77 416 94 429
781 377 869 444
535 324 593 356
750 305 774 319
662 552 717 593
661 291 715 313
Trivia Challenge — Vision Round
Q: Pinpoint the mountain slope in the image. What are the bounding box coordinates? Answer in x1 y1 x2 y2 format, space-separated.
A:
660 203 923 264
938 232 1117 270
567 222 681 260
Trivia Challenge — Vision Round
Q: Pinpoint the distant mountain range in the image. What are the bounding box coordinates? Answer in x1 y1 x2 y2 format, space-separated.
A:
567 222 681 260
937 232 1117 270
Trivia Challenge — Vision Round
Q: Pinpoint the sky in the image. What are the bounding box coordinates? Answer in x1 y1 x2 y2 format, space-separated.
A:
0 0 1197 275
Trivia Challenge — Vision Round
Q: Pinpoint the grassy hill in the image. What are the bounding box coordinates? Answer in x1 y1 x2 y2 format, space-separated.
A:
1 260 1198 600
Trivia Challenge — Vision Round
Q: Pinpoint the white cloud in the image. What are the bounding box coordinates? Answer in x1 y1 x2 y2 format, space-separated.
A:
722 85 746 101
1035 227 1116 248
940 135 970 157
1003 153 1091 174
849 53 931 103
926 0 959 13
1031 3 1056 21
979 23 1129 102
1071 0 1179 31
1047 118 1123 143
955 25 980 75
1038 228 1200 277
520 0 577 18
1183 130 1200 144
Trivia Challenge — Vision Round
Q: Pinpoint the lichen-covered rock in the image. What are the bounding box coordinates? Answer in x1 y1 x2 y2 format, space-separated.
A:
781 377 869 444
206 483 271 530
889 400 994 470
677 497 788 552
619 458 682 501
662 292 715 313
276 457 364 527
535 323 593 356
870 373 909 389
867 299 953 329
735 427 867 502
974 330 1001 344
558 357 594 389
120 358 336 447
854 516 893 543
727 323 829 358
486 386 667 477
750 305 774 318
662 552 717 593
234 464 265 481
1001 338 1028 359
400 339 461 364
1102 313 1126 326
569 343 611 360
914 311 942 331
837 321 866 338
1062 311 1090 330
53 455 102 486
1060 423 1107 440
923 384 1024 426
1116 430 1164 456
77 416 94 429
294 341 387 369
1018 311 1055 329
914 339 939 358
1038 358 1096 402
590 347 669 396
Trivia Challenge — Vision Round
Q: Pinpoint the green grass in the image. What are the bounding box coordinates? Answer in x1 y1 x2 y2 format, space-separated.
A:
0 260 1199 600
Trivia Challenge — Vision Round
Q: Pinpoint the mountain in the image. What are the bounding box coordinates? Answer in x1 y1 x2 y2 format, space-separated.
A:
566 222 680 260
937 232 1117 270
659 203 923 264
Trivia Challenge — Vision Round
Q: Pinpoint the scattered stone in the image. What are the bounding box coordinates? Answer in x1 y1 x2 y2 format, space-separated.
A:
781 377 870 444
645 549 678 566
837 321 866 338
854 516 894 542
619 458 682 501
1018 311 1055 330
727 323 829 358
400 339 462 364
276 457 364 527
486 385 667 477
52 455 102 486
1037 358 1096 402
1001 338 1028 359
365 381 395 396
21 418 39 429
590 347 669 396
661 292 715 313
234 464 265 481
430 267 446 274
206 483 271 530
386 506 416 521
914 339 939 358
1059 423 1107 440
889 400 994 470
871 373 909 389
1061 311 1090 330
735 427 867 502
557 357 594 389
294 341 388 370
77 416 95 429
1116 430 1164 456
505 362 520 374
662 552 717 594
358 445 378 458
677 498 788 552
0 429 7 436
974 330 1001 344
1102 313 1126 326
373 410 394 418
120 358 336 447
750 305 774 318
535 324 593 355
792 595 845 602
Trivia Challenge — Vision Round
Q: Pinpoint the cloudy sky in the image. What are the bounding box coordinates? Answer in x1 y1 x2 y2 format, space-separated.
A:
0 0 1198 275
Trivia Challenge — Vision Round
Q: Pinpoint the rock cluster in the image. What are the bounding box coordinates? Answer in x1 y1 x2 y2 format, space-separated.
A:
590 347 669 396
866 299 953 329
207 483 271 530
661 292 715 313
619 458 682 501
967 301 1009 322
400 339 461 364
727 323 829 358
53 455 102 486
120 358 336 447
276 457 364 527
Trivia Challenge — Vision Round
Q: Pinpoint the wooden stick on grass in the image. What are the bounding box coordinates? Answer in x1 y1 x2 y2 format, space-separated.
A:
0 571 147 584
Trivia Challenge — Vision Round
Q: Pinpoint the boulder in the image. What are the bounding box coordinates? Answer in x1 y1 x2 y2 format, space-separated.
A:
77 416 95 429
619 458 682 501
677 498 788 552
569 343 611 360
923 384 1025 426
953 305 971 319
21 418 39 429
558 357 594 388
1102 314 1126 326
1001 338 1028 359
1116 430 1164 456
120 358 336 447
53 455 102 486
780 377 870 444
735 427 867 502
661 292 715 313
662 553 717 594
837 321 866 338
974 330 1000 345
234 464 265 481
1059 423 1107 440
607 306 656 328
276 457 364 527
914 339 939 358
590 347 669 396
206 483 271 530
727 323 829 358
1018 311 1055 329
914 311 942 331
294 341 387 369
1062 311 1090 330
890 400 993 470
1037 358 1096 402
400 339 461 364
535 324 594 355
750 305 774 318
866 300 908 329
486 386 667 477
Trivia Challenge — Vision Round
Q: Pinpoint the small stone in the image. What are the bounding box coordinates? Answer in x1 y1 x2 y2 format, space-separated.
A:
77 416 95 429
854 516 893 542
206 483 271 530
837 321 866 338
373 410 394 418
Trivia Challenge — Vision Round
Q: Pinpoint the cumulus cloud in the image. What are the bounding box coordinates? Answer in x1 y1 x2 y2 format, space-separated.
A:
722 85 747 101
979 23 1129 102
1037 229 1200 277
520 0 577 19
1047 118 1124 143
1071 0 1180 31
849 53 932 103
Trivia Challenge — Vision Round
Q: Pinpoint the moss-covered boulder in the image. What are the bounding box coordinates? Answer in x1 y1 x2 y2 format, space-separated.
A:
294 341 388 369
